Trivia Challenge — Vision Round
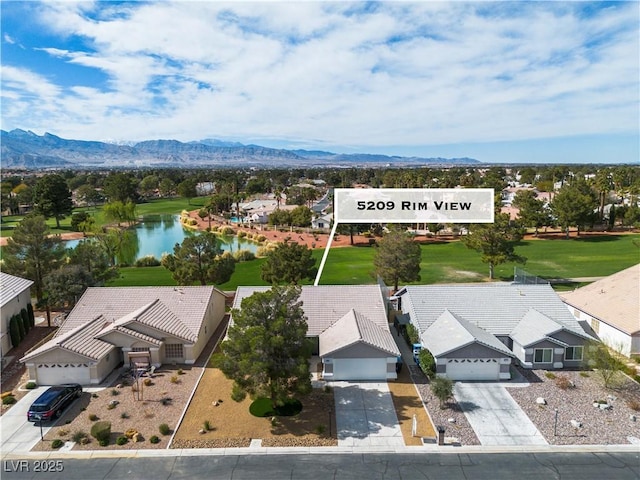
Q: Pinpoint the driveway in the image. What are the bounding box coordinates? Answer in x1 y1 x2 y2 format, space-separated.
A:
331 381 404 447
454 382 547 446
0 387 56 454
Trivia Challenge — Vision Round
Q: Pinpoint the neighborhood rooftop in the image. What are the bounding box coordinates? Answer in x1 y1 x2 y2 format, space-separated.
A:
398 283 586 337
233 285 388 336
0 272 34 309
560 263 640 335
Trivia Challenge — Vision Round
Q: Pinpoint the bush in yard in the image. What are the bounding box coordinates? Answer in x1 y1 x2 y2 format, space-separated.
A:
134 255 161 267
234 249 255 262
430 377 454 409
90 421 111 443
555 375 574 390
116 436 128 445
149 435 160 444
20 308 31 334
51 439 64 449
418 349 436 378
544 372 556 379
88 413 99 421
2 395 16 405
27 303 35 329
25 381 37 389
404 324 420 346
159 423 171 435
72 431 88 443
99 439 109 447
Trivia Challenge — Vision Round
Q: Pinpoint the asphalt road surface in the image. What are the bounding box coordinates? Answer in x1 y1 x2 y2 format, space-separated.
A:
1 452 638 480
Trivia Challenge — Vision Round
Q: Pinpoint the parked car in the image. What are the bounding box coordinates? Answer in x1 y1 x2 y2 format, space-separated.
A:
27 384 82 423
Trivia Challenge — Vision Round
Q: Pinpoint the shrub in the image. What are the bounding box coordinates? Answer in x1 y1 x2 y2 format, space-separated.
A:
177 368 184 375
25 381 37 389
203 420 212 431
143 378 152 386
107 403 117 410
170 375 179 384
314 424 326 435
255 234 267 242
124 428 138 439
418 349 436 379
58 429 69 437
99 439 109 447
51 439 64 449
9 316 21 348
90 421 111 443
544 372 557 380
580 371 590 377
72 431 88 443
404 324 420 346
554 375 574 390
159 423 171 435
234 249 256 262
88 413 99 421
627 399 640 411
27 303 35 329
161 397 172 406
135 255 161 267
120 412 129 419
237 230 247 238
220 226 235 235
149 435 160 444
20 308 31 334
431 377 454 409
92 393 99 398
111 388 120 396
116 436 128 446
2 396 16 405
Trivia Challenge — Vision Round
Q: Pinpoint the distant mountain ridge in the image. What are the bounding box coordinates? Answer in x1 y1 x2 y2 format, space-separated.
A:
1 129 480 169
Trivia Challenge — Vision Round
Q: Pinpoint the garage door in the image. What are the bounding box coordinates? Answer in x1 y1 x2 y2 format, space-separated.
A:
36 364 91 386
445 358 500 381
332 358 387 381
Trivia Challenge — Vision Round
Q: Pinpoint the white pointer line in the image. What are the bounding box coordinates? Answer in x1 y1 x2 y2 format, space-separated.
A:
314 221 338 286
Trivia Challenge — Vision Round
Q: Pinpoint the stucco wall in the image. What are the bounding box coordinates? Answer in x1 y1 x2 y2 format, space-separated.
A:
1 289 32 356
189 290 226 363
324 342 391 359
440 342 509 359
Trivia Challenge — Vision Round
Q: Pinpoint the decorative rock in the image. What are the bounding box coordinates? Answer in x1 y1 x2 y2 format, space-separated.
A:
631 415 637 422
447 418 456 423
109 400 119 406
608 395 617 402
116 384 123 389
593 402 600 408
599 403 611 410
536 397 546 405
199 429 205 434
570 420 582 428
132 433 140 442
212 401 218 406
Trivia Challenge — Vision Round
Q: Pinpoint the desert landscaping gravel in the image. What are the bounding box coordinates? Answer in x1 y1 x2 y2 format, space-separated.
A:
508 368 640 445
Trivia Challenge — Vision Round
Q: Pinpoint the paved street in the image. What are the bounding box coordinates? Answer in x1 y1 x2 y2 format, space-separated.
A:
1 452 638 480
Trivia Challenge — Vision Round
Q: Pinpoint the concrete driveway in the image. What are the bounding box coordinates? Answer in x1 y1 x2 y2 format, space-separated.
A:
331 381 404 447
0 387 55 454
454 382 547 446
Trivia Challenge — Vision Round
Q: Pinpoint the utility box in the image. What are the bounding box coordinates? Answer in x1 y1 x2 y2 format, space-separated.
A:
436 425 445 446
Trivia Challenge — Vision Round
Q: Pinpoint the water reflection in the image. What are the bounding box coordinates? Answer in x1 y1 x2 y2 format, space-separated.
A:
67 214 258 264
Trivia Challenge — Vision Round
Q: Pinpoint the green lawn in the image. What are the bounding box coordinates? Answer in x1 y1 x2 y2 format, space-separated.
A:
108 233 640 289
0 197 207 237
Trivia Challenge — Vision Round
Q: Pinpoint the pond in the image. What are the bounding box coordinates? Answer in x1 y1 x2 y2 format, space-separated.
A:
66 214 258 265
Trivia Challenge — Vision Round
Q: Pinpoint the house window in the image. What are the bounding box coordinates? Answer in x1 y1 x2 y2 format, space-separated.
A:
533 348 553 363
165 344 184 358
565 346 583 361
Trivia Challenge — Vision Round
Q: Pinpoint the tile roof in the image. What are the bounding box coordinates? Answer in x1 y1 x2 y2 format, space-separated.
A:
22 316 115 361
510 309 589 348
319 309 400 357
560 264 640 335
58 286 218 338
399 283 586 337
422 310 514 357
22 286 221 363
233 285 389 336
0 272 33 308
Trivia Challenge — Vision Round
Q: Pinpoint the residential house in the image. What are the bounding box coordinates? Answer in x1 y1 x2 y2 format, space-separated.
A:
396 283 593 380
21 286 226 386
0 272 34 359
560 264 639 358
232 285 400 381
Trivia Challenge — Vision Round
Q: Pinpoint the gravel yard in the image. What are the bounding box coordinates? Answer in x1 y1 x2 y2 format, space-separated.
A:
411 366 481 446
508 368 640 445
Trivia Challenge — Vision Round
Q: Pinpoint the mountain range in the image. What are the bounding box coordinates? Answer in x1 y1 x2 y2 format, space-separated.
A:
1 129 480 169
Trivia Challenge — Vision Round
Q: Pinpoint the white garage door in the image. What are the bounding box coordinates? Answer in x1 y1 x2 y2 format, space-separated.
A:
445 359 500 381
332 358 387 381
36 364 91 386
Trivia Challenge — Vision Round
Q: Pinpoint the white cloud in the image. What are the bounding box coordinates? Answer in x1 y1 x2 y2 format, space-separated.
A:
1 1 637 152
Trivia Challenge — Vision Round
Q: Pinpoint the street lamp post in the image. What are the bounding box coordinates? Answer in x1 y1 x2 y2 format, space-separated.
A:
554 408 558 436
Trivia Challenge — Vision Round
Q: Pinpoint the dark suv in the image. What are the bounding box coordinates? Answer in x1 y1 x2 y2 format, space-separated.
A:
27 384 82 423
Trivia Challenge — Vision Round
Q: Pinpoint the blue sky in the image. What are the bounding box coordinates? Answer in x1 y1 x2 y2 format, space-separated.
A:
1 1 638 164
